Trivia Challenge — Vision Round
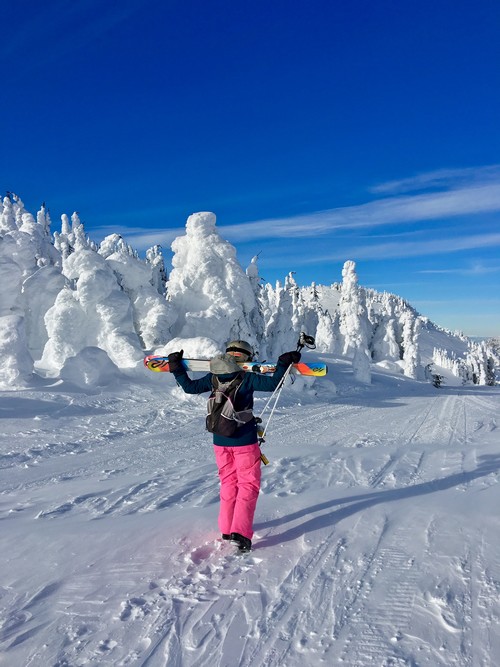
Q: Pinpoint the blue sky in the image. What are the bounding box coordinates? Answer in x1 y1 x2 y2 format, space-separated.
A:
3 0 500 337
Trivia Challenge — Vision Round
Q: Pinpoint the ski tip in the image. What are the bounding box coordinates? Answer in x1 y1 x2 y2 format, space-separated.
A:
144 355 169 372
293 362 328 377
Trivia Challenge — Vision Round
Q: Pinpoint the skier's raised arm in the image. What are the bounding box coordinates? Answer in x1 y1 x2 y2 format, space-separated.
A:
167 350 212 394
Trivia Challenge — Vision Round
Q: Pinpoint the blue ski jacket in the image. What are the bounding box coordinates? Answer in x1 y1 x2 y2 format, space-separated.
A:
172 360 290 447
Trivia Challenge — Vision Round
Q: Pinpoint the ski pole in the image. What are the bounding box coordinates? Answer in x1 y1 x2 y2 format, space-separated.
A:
258 362 293 437
257 333 315 464
257 363 293 464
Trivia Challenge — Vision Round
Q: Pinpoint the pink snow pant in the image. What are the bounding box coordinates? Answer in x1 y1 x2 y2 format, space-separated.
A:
213 443 261 540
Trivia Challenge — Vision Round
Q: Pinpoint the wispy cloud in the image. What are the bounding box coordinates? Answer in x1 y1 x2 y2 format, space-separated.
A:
257 232 500 268
87 165 500 259
304 232 500 263
419 263 500 276
413 297 500 307
220 181 500 242
370 164 500 195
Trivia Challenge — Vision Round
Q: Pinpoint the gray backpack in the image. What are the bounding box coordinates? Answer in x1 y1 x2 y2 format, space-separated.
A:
206 372 254 437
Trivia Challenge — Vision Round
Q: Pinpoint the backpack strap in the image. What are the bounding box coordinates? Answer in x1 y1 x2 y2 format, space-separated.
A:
211 371 245 392
210 372 248 411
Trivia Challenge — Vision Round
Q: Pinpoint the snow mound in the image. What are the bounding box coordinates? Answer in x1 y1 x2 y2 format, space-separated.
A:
155 336 222 359
60 347 123 388
375 360 404 374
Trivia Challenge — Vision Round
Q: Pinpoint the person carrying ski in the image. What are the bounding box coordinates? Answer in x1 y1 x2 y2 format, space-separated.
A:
167 340 300 553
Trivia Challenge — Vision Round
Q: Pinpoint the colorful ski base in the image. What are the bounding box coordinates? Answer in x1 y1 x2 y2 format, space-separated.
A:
143 356 328 377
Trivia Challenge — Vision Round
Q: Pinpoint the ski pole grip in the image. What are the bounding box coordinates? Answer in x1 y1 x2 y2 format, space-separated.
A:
297 332 316 351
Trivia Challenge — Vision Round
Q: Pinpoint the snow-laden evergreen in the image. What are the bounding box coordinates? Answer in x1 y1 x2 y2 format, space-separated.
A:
338 260 372 384
401 310 422 380
0 193 497 389
264 276 299 359
98 234 175 351
41 234 143 373
166 212 263 354
245 255 267 357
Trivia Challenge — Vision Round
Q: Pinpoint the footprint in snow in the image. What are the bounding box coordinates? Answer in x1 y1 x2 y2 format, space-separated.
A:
119 597 149 621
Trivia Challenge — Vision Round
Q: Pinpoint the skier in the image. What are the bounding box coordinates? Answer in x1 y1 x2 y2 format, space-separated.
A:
167 340 301 552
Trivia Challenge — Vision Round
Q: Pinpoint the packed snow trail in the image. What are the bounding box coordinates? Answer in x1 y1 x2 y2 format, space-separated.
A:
1 366 500 666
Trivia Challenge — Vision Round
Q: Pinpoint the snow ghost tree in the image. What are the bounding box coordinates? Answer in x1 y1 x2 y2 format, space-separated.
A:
264 278 297 359
315 309 337 353
245 256 267 357
41 235 143 372
166 212 261 354
0 194 59 386
401 311 422 379
287 272 319 347
338 260 371 383
0 314 34 388
99 234 176 350
465 341 497 386
246 255 260 293
146 245 168 296
370 293 401 362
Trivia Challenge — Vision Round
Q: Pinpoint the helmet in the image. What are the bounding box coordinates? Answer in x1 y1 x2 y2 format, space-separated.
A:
225 340 253 360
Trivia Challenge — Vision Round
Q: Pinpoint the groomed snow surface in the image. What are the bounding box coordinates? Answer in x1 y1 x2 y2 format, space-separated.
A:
1 357 499 667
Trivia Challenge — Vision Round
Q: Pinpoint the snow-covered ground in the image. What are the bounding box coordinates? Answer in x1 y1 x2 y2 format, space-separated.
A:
1 355 499 667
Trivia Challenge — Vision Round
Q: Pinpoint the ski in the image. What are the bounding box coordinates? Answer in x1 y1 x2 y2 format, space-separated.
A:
144 356 328 377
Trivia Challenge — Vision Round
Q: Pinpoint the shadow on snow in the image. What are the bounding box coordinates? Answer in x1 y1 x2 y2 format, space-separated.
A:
256 454 500 546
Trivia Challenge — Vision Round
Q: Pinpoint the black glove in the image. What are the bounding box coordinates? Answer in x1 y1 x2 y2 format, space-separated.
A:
278 350 301 366
167 350 184 373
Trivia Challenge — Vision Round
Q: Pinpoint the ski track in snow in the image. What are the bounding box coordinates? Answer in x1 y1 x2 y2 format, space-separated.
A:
1 375 500 666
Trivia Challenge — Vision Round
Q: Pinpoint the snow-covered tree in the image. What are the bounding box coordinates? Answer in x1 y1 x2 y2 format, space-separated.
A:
22 266 67 361
264 278 298 358
166 212 261 354
370 317 400 362
0 194 60 385
338 260 371 383
401 312 422 379
0 314 34 388
245 255 267 357
289 275 319 344
425 363 444 388
465 341 496 386
146 245 168 296
100 235 176 350
369 292 402 362
315 309 337 353
41 241 143 372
